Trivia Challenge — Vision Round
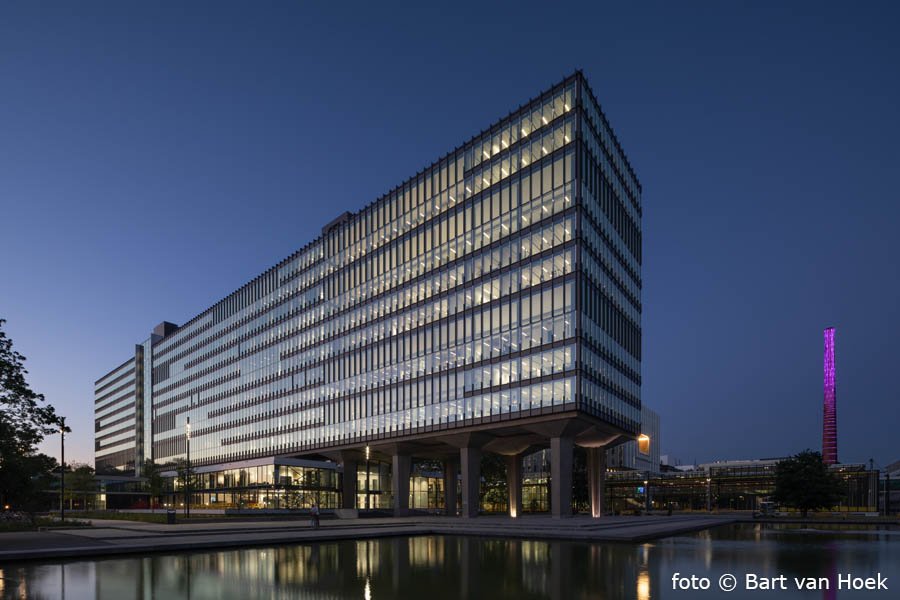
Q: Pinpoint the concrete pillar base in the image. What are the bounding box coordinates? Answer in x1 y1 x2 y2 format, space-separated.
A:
341 457 358 510
444 456 459 516
551 436 573 518
392 454 411 517
506 454 523 518
461 447 481 518
587 447 607 518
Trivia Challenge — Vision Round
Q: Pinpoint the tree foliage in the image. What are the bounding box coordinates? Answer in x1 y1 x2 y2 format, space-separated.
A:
173 458 197 513
0 319 63 450
143 458 166 511
572 446 589 512
65 462 96 510
772 450 845 517
173 458 196 490
0 319 64 513
480 453 508 512
0 437 57 517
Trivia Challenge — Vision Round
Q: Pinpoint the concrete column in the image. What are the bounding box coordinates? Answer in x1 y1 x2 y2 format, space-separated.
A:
342 459 358 510
392 453 411 517
460 447 481 518
444 456 459 516
587 447 607 518
550 436 573 518
506 454 523 518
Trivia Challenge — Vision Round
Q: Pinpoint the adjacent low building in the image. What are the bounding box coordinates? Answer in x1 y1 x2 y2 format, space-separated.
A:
607 458 880 514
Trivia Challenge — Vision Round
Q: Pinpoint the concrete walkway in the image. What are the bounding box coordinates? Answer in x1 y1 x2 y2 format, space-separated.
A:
0 514 737 562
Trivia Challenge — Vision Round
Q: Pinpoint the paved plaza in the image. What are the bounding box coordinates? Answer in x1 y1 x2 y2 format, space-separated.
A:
0 514 737 562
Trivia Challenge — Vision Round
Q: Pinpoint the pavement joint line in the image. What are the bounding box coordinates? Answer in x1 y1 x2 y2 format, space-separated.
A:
53 524 420 543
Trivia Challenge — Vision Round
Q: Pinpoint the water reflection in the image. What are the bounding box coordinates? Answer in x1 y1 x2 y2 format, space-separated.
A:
637 570 650 600
822 542 838 600
1 524 897 599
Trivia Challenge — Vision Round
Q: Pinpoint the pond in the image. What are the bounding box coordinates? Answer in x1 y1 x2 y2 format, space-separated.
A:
1 524 898 599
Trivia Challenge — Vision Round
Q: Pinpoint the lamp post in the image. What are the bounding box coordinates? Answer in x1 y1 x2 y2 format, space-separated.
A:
644 478 650 513
365 445 371 510
60 417 66 522
185 417 191 519
706 477 712 512
886 473 891 517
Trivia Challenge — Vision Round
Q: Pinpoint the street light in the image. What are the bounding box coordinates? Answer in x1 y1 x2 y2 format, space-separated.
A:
885 473 891 517
644 478 650 513
365 445 371 510
185 417 191 519
60 417 66 522
706 477 712 512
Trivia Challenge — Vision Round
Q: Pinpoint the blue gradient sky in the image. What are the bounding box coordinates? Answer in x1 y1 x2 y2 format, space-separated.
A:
2 2 898 467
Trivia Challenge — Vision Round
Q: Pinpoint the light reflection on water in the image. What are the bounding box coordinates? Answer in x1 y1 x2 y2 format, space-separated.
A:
1 524 898 599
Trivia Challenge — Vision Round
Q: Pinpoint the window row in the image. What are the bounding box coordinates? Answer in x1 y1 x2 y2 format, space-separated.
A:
209 374 577 457
468 84 574 171
463 345 575 392
159 177 574 387
171 225 574 403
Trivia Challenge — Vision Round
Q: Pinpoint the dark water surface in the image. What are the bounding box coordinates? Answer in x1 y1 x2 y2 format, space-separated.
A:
1 524 898 599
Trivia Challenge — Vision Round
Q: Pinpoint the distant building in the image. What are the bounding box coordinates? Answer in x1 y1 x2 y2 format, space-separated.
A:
883 460 900 515
884 460 900 479
607 457 880 513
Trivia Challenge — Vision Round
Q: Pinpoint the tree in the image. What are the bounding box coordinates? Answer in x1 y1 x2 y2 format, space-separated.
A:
0 319 62 450
143 458 166 512
0 437 57 522
65 463 96 511
572 446 589 513
0 319 65 514
772 450 845 517
174 458 196 513
480 454 508 512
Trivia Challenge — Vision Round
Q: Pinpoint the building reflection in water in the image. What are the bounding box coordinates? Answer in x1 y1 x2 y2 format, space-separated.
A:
2 525 897 599
0 536 642 599
356 540 378 579
822 542 837 600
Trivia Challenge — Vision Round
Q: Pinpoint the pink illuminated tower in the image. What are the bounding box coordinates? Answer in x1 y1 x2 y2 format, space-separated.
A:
822 327 838 465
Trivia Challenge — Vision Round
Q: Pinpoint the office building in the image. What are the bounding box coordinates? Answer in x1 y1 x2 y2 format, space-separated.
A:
94 71 642 517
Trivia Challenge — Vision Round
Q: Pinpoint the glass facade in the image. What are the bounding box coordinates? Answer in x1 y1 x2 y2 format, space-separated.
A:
94 73 642 489
356 460 392 509
94 359 138 474
165 461 342 510
98 461 343 510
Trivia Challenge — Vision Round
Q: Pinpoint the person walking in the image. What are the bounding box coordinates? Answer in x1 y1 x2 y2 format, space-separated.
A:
311 501 320 530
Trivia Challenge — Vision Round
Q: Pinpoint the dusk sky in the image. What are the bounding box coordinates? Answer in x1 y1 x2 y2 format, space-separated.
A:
2 2 898 468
